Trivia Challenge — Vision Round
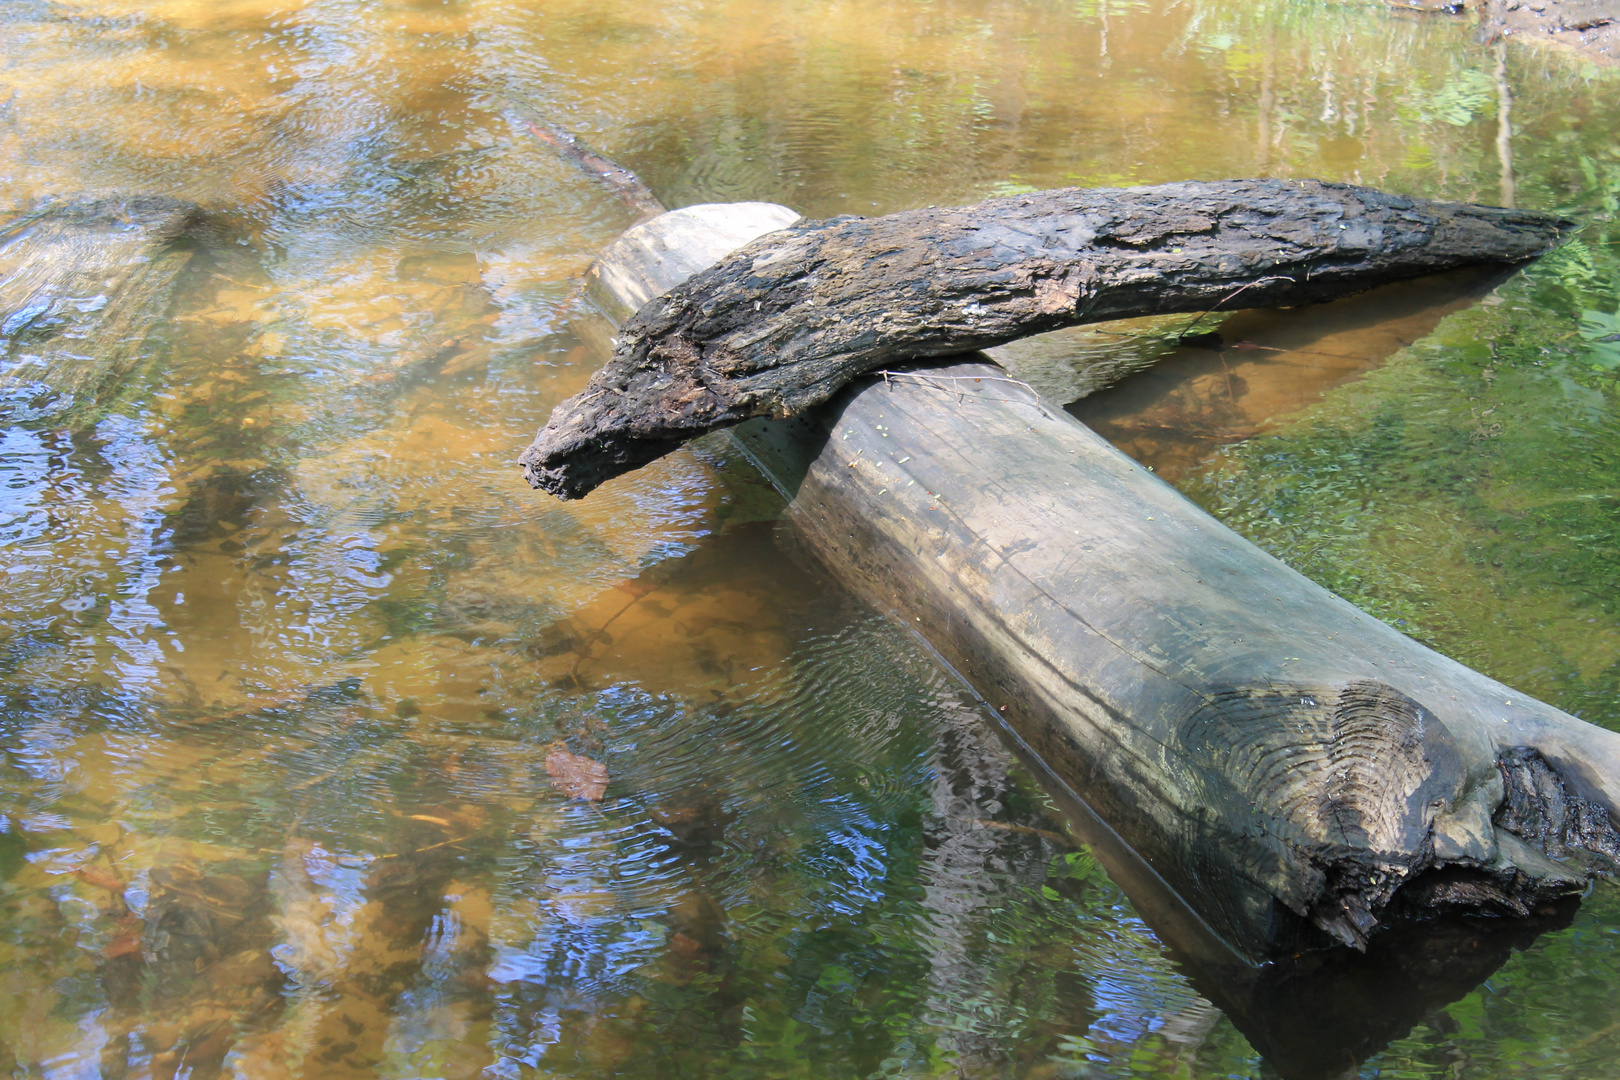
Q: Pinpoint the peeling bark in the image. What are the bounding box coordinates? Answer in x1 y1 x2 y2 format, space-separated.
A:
523 179 1569 499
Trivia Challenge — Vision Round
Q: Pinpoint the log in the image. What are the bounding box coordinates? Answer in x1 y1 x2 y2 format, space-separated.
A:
523 180 1570 499
738 360 1620 956
0 194 202 427
568 200 1620 967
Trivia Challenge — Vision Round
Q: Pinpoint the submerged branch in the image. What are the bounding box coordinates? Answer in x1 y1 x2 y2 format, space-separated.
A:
515 112 666 223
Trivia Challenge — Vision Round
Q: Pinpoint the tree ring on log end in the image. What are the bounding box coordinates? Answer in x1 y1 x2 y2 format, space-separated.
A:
1172 682 1606 950
1175 679 1471 949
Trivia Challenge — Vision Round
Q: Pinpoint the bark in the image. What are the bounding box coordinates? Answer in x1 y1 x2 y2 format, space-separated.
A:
0 194 201 428
572 200 1620 969
522 179 1570 499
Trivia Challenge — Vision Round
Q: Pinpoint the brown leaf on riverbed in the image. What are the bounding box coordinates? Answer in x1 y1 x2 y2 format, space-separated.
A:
103 914 145 959
545 743 608 801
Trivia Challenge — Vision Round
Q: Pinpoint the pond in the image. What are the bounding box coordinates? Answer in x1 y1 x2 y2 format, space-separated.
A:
1 0 1618 1077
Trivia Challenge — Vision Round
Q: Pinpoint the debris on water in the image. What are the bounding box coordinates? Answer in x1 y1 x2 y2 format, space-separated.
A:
545 742 609 801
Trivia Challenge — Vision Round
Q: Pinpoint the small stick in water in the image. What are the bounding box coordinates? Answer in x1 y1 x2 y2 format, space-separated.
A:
515 113 667 222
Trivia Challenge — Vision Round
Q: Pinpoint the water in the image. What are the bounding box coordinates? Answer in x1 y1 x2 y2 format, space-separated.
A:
1 0 1619 1076
1157 236 1620 732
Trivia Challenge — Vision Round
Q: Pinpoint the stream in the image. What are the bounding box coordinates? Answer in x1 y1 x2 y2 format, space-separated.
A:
2 0 1619 1077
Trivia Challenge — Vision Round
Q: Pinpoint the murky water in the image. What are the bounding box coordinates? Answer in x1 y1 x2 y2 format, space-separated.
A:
2 0 1620 1077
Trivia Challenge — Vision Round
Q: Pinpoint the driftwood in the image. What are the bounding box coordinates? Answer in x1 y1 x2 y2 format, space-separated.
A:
522 180 1570 499
573 201 1620 972
0 195 201 427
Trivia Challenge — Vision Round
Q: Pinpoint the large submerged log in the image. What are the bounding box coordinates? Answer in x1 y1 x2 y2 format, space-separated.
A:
523 180 1570 499
566 200 1620 967
739 357 1620 956
0 194 201 427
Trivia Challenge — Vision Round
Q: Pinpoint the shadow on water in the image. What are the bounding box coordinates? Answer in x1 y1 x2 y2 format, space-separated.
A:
1220 904 1579 1079
1064 264 1517 481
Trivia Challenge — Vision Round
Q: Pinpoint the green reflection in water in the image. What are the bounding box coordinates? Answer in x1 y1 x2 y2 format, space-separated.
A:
1180 221 1620 730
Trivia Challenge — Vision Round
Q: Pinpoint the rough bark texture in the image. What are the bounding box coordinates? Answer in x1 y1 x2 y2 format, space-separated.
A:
0 194 201 427
583 202 801 327
522 178 1570 499
568 200 1620 968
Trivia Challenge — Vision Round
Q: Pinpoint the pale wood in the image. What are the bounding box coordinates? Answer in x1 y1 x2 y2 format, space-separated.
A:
582 201 801 325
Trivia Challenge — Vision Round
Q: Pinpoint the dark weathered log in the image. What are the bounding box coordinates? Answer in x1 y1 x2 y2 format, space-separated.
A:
0 194 201 427
571 200 1620 969
522 179 1571 499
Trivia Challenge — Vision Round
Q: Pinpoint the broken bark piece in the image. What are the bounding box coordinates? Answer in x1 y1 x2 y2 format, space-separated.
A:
0 194 202 427
522 179 1570 499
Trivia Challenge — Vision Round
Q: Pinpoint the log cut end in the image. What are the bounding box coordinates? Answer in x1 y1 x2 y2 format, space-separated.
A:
583 201 802 325
1178 679 1616 951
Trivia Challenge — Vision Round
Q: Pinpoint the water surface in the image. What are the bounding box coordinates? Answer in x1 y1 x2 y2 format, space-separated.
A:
2 1 1620 1077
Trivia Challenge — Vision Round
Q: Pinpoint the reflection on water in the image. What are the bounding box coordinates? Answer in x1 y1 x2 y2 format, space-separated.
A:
1066 266 1513 481
2 0 1620 1076
1173 225 1620 735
